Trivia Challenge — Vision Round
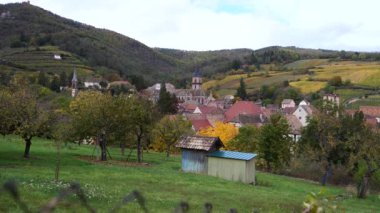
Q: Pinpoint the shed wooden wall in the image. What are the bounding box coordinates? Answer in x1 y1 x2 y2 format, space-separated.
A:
207 157 255 184
181 149 208 174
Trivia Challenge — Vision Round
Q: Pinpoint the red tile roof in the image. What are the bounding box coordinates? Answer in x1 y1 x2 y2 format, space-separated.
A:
195 106 224 115
181 103 198 112
359 106 380 117
191 119 212 131
224 101 262 122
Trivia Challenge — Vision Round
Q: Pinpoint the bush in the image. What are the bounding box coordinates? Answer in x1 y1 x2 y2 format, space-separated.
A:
328 76 342 87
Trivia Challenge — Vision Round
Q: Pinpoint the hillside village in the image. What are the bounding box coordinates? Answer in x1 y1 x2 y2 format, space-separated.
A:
1 2 380 212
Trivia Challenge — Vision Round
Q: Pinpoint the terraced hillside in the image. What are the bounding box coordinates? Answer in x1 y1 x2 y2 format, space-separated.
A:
0 46 93 75
204 60 380 108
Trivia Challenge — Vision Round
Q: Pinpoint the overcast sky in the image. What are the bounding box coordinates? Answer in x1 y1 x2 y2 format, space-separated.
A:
1 0 380 51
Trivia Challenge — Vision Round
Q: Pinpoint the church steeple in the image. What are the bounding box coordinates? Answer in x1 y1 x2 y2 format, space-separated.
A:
71 68 78 97
192 68 202 90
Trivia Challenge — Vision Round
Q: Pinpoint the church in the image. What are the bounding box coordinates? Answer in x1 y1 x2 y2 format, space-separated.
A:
143 69 213 105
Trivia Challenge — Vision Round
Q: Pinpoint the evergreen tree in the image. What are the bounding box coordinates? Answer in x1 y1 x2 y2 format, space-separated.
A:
157 83 177 114
236 78 248 100
37 71 48 87
59 71 68 87
259 114 292 171
50 75 61 92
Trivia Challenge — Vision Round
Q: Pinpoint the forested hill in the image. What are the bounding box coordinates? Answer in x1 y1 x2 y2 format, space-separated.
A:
1 3 379 87
0 3 255 84
0 3 183 83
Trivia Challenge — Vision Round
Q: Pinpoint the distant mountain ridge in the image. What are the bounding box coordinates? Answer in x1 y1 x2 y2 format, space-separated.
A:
1 3 378 86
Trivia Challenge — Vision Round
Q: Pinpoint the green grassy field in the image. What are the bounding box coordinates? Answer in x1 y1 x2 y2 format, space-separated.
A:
1 137 379 212
346 95 380 109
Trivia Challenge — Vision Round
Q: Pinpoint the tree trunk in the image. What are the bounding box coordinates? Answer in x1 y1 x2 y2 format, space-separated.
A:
55 142 61 182
357 175 370 198
137 139 142 163
100 143 107 161
321 163 332 186
120 142 125 156
99 136 107 161
136 127 143 163
23 138 32 158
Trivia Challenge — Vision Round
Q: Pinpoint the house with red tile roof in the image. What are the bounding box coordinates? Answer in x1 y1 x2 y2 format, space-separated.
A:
190 119 212 132
224 101 263 127
359 106 380 128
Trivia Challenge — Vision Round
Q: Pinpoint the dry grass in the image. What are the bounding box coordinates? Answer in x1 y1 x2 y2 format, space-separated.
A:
312 61 380 87
290 81 327 94
284 59 329 69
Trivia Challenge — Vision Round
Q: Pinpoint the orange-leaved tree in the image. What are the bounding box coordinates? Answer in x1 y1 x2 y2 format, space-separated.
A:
198 121 238 149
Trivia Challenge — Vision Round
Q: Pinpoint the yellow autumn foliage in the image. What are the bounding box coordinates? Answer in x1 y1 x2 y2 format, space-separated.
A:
198 122 238 149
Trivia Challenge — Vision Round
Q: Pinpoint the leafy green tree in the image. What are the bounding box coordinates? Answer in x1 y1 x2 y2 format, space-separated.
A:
128 97 155 162
236 78 247 100
299 113 341 185
69 91 129 161
152 115 192 157
0 88 54 158
228 125 260 152
328 76 342 87
259 114 292 171
346 112 380 198
127 75 146 91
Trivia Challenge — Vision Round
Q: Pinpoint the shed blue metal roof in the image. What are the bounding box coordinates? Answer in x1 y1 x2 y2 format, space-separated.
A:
208 150 257 161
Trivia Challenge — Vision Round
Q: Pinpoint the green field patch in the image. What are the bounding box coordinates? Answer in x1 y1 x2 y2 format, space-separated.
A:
0 137 379 212
335 89 370 103
347 95 380 109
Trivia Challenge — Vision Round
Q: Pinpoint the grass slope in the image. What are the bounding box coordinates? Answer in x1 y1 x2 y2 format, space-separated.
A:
311 61 380 87
1 137 379 212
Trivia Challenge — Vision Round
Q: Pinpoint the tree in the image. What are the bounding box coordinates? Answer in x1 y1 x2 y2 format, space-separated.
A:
128 97 155 162
69 91 130 161
59 71 68 87
231 59 242 70
259 114 292 171
299 113 340 185
328 76 342 87
37 71 48 87
228 125 260 152
152 115 193 157
199 122 238 148
0 87 54 158
236 78 247 100
157 83 177 114
50 75 61 92
346 112 380 198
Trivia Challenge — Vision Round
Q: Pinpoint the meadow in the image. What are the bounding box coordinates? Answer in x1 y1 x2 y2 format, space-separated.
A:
1 136 380 212
311 61 380 87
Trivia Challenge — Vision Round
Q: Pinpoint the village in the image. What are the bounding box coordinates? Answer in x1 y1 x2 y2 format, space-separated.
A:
1 1 380 212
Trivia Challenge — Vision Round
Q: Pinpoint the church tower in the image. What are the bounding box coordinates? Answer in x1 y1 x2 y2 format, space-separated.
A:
71 68 78 97
192 68 202 90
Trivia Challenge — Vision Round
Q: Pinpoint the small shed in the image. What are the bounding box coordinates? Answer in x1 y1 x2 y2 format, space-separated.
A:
207 151 257 184
176 136 224 174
